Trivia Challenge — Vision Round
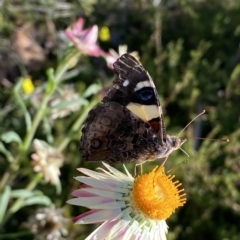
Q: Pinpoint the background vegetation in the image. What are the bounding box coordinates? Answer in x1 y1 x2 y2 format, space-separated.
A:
0 0 239 239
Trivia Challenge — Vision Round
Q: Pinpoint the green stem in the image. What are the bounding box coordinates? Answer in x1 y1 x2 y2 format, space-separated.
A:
21 52 78 152
55 52 80 83
21 93 50 152
57 97 99 152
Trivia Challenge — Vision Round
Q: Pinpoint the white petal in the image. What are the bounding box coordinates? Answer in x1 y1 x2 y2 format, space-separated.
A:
148 220 168 240
124 220 139 240
91 201 125 209
158 221 168 240
78 167 114 180
86 220 119 240
110 219 130 238
108 217 140 240
76 209 121 224
67 197 114 208
74 176 112 190
82 188 123 199
75 176 129 192
139 226 150 240
116 207 133 219
123 164 135 181
101 163 134 182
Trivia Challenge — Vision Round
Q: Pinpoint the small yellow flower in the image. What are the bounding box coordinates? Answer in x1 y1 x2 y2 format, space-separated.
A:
22 77 35 94
99 26 111 42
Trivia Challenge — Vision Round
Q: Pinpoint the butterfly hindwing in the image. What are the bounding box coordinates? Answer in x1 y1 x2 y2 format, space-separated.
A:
80 101 160 163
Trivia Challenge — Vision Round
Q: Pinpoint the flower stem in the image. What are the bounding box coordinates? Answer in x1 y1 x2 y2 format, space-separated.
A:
21 94 50 152
21 52 78 153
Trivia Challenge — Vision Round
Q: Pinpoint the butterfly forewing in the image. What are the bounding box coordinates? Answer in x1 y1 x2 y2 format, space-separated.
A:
104 54 166 143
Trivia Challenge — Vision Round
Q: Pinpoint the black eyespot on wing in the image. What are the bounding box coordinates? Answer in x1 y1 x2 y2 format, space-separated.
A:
133 87 155 105
91 139 102 149
138 88 153 101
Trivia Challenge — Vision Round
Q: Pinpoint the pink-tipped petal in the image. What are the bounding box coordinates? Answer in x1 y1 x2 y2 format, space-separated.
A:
91 201 125 209
86 220 119 240
72 189 98 197
83 25 98 44
73 209 101 223
75 176 128 192
75 209 121 224
67 196 114 208
73 187 122 199
74 176 110 190
74 18 84 32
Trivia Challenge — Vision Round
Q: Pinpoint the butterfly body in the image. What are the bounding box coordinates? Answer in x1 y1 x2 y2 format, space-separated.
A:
80 54 186 164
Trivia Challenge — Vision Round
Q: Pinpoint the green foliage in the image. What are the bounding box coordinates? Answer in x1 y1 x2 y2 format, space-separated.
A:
0 0 239 239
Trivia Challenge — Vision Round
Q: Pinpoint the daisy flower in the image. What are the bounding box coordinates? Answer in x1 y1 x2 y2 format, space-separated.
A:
68 163 186 240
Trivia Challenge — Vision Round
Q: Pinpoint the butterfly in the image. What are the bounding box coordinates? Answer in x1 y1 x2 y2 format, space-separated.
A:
80 53 186 164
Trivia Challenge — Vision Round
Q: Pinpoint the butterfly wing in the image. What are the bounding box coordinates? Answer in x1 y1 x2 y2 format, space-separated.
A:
80 101 161 163
103 53 166 144
80 53 167 163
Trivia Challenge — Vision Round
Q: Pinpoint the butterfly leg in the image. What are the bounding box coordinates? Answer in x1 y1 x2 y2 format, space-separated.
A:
134 161 146 176
167 159 188 173
160 156 168 167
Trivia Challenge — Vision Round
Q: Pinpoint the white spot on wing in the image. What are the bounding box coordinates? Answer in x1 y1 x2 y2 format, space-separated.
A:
123 79 130 87
134 80 152 91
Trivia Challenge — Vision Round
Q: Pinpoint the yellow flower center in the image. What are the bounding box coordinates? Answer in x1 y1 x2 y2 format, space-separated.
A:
131 166 186 220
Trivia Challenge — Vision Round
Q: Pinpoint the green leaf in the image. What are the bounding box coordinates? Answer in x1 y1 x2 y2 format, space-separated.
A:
0 141 14 162
1 131 22 144
10 189 42 198
50 97 88 110
13 78 32 131
46 68 57 94
9 190 52 215
22 195 51 207
0 186 11 223
83 83 102 98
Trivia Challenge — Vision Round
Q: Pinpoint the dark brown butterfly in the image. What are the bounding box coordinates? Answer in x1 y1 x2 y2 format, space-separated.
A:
80 53 186 164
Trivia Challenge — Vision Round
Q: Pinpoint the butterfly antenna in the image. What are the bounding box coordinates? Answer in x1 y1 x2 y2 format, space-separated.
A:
179 147 189 158
187 137 229 142
167 148 189 173
178 109 206 137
